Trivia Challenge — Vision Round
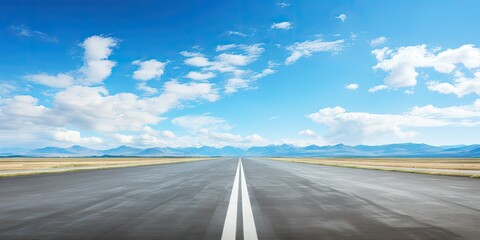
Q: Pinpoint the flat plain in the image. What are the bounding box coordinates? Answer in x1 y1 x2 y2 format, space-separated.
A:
269 157 480 177
1 157 479 239
0 157 211 177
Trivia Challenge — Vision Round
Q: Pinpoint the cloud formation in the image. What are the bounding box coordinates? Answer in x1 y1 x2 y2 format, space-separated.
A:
9 25 57 42
132 59 167 81
370 36 387 47
345 83 359 90
308 99 480 144
285 37 344 64
271 22 292 30
24 35 118 88
335 14 347 22
372 44 480 96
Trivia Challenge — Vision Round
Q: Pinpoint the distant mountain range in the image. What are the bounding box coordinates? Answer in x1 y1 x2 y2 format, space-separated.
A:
1 143 480 157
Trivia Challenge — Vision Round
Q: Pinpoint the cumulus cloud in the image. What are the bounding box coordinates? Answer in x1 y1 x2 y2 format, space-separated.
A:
132 59 167 81
53 86 161 131
0 78 219 135
225 78 250 93
368 84 388 93
185 71 216 81
271 21 292 30
78 36 118 85
162 130 176 138
23 35 118 88
345 83 359 90
307 100 480 144
336 14 347 22
25 73 75 88
136 82 158 95
277 2 290 7
0 82 17 95
172 114 230 131
298 129 317 137
181 44 269 94
372 44 480 95
370 36 387 47
184 56 212 67
426 71 480 97
53 129 103 144
113 134 135 144
285 37 344 64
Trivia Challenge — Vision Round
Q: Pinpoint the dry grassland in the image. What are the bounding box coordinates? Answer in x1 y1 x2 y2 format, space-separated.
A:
269 157 480 178
0 157 213 177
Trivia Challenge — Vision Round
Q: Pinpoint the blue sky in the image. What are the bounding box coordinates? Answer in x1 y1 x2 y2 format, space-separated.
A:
1 0 480 149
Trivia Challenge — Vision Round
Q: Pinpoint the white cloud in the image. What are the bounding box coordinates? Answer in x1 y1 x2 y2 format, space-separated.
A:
136 82 158 95
78 36 118 85
184 56 212 67
427 71 480 97
113 134 135 144
345 83 359 90
404 89 414 95
181 44 267 94
25 73 75 88
0 95 50 120
371 47 392 61
307 100 480 144
0 82 17 95
271 22 292 30
336 14 347 22
162 130 176 138
172 114 230 131
216 44 238 52
217 53 251 66
53 129 103 144
298 129 317 137
53 86 161 132
368 84 388 93
285 37 344 64
225 78 250 93
372 44 480 95
9 25 57 42
23 35 118 88
252 68 275 80
132 59 167 81
372 45 430 88
180 51 203 57
226 31 247 37
185 71 216 81
277 2 290 7
370 36 387 47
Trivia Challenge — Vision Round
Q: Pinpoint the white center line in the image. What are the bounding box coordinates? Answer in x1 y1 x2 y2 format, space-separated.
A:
240 158 259 240
221 160 241 240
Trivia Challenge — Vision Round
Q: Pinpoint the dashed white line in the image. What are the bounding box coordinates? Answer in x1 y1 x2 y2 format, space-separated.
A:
240 158 258 240
221 160 241 240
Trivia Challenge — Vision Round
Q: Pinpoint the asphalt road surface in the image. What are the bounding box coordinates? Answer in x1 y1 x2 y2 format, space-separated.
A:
1 157 479 240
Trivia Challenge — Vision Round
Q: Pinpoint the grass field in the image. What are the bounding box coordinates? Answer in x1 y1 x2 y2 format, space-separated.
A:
0 157 213 177
269 157 480 178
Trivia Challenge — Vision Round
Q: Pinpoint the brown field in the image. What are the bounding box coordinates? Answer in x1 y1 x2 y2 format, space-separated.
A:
268 158 480 178
0 157 213 177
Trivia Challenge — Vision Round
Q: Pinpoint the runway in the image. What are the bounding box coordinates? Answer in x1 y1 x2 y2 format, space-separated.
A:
0 157 479 239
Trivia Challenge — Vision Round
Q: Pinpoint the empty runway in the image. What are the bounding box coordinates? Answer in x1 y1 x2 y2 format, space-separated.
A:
0 158 479 239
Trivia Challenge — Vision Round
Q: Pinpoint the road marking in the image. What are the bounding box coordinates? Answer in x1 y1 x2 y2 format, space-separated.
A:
221 160 241 240
221 158 258 240
240 158 259 240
